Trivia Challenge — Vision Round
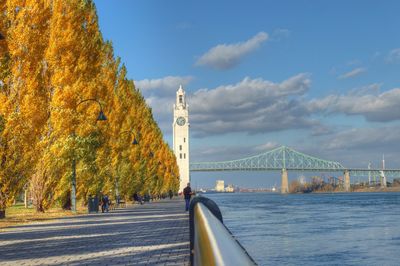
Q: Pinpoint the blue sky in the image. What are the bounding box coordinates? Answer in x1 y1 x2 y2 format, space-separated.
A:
94 0 400 188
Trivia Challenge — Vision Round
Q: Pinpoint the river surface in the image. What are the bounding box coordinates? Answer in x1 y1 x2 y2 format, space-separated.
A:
205 192 400 266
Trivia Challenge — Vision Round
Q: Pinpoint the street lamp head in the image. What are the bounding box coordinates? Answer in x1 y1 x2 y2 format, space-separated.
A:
97 110 107 121
132 137 139 145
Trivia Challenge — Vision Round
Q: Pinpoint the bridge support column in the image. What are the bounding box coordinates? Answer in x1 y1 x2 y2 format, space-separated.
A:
344 170 350 192
281 168 289 194
380 172 387 188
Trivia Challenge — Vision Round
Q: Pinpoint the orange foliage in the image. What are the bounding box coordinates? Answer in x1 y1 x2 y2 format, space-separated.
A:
0 0 178 214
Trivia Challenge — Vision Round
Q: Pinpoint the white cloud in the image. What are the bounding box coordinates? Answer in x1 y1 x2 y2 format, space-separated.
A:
192 124 400 168
189 73 314 136
137 74 315 138
191 74 310 113
308 85 400 122
322 127 400 151
337 67 366 79
191 141 281 162
288 124 400 168
136 76 193 97
347 83 382 96
195 32 268 70
135 76 194 135
386 48 400 63
138 73 400 145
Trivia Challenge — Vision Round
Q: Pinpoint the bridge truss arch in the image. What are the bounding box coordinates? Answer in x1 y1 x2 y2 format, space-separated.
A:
190 146 345 172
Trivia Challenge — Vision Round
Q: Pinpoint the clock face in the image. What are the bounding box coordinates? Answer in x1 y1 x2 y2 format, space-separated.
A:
176 116 186 126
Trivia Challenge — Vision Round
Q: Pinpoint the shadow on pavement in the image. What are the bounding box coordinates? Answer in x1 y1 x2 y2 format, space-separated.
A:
0 199 190 265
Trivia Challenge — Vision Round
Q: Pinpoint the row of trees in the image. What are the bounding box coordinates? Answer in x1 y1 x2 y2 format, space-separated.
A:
0 0 179 215
289 176 343 193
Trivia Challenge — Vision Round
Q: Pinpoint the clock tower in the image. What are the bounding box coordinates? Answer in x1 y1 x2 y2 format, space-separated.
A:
173 85 190 192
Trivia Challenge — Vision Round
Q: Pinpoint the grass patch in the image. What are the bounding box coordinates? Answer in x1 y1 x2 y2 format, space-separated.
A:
0 203 87 230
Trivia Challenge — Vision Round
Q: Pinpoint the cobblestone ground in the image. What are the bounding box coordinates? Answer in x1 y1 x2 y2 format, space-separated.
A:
0 199 190 265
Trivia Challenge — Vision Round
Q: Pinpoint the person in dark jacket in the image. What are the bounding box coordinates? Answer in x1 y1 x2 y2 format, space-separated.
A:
168 189 173 199
133 192 143 205
183 183 192 211
101 195 109 213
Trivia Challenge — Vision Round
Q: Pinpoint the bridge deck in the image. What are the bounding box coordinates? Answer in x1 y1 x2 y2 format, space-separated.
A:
0 199 190 265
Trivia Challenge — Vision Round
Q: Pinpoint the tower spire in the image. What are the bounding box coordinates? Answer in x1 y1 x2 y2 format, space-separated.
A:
176 84 187 108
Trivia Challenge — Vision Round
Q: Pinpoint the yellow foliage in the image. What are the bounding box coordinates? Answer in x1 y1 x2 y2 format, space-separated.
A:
0 0 178 213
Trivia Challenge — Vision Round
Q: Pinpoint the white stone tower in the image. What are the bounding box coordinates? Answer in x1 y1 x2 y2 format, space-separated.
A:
173 85 190 192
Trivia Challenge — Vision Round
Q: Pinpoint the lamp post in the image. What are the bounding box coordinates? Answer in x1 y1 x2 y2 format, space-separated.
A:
71 98 107 213
118 130 139 145
114 130 139 203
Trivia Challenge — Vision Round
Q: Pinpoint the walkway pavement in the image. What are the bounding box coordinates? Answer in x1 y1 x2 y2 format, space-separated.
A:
0 199 190 265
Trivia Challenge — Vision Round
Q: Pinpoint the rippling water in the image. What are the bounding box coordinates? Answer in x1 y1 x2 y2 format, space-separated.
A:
205 192 400 266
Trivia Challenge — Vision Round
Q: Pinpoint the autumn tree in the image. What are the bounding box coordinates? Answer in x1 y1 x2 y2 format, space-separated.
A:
0 0 179 217
0 0 51 214
46 0 105 209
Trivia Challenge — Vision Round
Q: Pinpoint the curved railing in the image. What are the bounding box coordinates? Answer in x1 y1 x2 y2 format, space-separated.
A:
189 196 256 266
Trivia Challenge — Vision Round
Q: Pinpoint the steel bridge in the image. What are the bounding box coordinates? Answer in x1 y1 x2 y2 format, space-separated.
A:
190 146 400 193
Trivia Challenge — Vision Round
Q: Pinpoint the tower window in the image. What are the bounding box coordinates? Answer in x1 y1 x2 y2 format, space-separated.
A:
184 153 186 159
184 138 186 143
179 145 182 151
179 95 183 103
180 153 182 159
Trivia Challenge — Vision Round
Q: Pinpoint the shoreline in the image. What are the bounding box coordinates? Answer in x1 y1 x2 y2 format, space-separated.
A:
308 186 400 194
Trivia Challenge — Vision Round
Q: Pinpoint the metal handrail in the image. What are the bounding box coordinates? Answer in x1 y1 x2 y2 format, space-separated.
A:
190 196 256 266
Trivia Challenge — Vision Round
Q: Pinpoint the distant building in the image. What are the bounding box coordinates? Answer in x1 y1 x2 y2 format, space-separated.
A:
298 175 306 185
225 184 234 192
311 176 323 184
215 180 225 192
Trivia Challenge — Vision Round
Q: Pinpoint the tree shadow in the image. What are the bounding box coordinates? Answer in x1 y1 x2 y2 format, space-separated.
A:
0 200 190 265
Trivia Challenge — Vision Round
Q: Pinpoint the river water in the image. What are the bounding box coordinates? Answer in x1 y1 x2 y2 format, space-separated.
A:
205 192 400 266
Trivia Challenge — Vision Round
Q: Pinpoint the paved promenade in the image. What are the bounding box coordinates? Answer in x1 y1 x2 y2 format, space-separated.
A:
0 199 190 265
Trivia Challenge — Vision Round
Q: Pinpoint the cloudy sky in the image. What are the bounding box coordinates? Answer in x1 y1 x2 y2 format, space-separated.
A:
94 0 400 188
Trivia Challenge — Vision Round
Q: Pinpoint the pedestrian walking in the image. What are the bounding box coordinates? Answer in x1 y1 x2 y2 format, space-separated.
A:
133 192 144 205
169 189 173 199
183 183 192 211
101 195 109 213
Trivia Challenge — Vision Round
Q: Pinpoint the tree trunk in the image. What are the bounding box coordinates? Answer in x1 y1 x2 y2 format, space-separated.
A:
24 189 28 208
62 191 71 210
36 204 44 213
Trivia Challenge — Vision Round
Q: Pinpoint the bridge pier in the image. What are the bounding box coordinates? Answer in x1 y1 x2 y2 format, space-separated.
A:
344 170 350 192
281 168 289 193
380 171 387 188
